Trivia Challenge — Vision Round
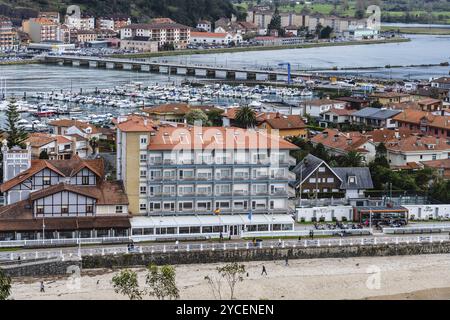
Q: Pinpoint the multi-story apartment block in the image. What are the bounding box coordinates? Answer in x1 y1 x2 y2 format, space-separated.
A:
116 116 298 220
0 17 18 52
38 12 60 24
97 16 131 31
119 18 191 49
65 14 95 30
22 18 59 43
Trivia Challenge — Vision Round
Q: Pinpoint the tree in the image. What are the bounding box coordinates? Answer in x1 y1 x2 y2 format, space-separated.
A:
204 274 223 300
319 26 333 39
146 264 179 300
0 269 11 300
267 5 282 35
430 179 450 203
206 109 224 126
89 137 99 153
235 106 257 128
310 143 330 163
39 150 49 160
6 99 28 148
186 109 209 126
373 142 389 168
340 150 364 167
217 262 245 300
355 0 366 19
112 269 143 300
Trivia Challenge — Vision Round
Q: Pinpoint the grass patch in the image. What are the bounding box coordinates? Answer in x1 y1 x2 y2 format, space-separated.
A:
0 247 20 252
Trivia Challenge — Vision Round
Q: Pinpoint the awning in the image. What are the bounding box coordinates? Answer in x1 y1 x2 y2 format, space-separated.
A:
131 214 294 229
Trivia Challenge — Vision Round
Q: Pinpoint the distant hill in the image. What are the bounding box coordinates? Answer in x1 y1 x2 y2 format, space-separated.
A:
0 0 238 26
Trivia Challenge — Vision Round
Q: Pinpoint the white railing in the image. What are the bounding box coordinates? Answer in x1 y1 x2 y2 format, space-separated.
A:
0 236 131 248
1 235 449 262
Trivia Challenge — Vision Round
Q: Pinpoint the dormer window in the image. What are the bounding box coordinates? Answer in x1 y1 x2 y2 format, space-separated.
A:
348 176 357 184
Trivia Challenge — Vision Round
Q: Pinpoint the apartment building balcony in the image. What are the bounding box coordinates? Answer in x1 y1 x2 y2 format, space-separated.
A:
233 176 250 181
196 191 212 197
254 175 270 180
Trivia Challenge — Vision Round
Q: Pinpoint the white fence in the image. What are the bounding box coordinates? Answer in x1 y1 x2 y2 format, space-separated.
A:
1 235 449 262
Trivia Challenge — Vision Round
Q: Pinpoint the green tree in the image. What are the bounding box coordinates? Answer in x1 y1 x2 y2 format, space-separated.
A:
0 269 11 300
112 269 143 300
355 0 366 19
310 143 330 163
6 99 28 148
430 179 450 203
340 150 364 167
206 109 224 126
146 264 179 300
319 26 333 39
267 5 282 35
39 150 49 160
186 109 209 126
217 262 245 300
235 106 257 128
373 142 389 168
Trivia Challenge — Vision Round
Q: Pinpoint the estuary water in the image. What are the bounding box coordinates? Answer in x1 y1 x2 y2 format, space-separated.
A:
0 34 449 96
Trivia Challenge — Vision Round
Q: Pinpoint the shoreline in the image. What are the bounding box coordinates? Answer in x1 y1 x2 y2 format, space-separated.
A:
108 38 411 59
9 253 450 300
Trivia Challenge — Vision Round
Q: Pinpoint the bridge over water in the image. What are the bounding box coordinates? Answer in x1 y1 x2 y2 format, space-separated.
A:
38 55 314 82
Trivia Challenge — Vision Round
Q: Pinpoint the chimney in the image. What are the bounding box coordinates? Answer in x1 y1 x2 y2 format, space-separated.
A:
144 119 148 126
416 137 422 147
333 134 339 142
323 131 328 138
394 128 400 139
347 138 353 145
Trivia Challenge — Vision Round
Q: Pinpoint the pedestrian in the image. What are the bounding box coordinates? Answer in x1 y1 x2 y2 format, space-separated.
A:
40 281 45 293
278 239 282 247
219 232 223 242
175 240 179 249
298 236 302 241
17 256 21 265
261 265 267 276
285 256 289 266
252 237 256 247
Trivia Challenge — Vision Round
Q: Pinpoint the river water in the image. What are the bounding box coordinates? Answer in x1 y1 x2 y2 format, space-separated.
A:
0 35 449 96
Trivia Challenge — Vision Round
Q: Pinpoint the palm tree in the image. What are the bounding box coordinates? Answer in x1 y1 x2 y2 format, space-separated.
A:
235 106 257 128
341 151 364 167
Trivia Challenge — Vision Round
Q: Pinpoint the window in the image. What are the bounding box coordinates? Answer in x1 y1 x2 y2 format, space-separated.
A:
140 137 147 144
86 205 93 213
163 202 175 212
61 206 69 214
179 202 193 211
309 178 316 183
348 176 357 184
82 176 89 185
140 186 147 195
36 205 44 214
319 167 326 173
116 206 123 214
140 203 147 211
140 170 147 178
43 177 51 185
327 178 334 183
140 154 147 162
149 202 161 211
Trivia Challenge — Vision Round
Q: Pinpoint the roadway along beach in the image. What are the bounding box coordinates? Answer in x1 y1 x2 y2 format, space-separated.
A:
9 254 450 300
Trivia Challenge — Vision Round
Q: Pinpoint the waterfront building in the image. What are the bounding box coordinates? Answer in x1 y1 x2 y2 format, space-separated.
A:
310 129 377 164
392 109 450 138
22 18 59 43
420 159 450 180
431 77 450 90
115 115 298 237
0 17 18 52
343 25 379 40
0 144 129 240
119 18 191 50
120 36 159 52
292 154 374 200
65 14 95 30
190 31 242 46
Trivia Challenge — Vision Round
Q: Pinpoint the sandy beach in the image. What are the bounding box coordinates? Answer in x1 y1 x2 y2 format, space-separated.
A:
9 253 450 300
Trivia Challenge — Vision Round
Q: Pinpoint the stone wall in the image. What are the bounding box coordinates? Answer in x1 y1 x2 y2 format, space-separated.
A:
82 242 450 269
3 242 450 278
1 258 81 278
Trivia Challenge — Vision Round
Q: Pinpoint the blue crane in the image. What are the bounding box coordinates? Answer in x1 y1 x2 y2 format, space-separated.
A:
278 62 291 85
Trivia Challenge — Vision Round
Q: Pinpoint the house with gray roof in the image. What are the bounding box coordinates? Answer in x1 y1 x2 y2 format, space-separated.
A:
291 154 373 200
351 107 402 129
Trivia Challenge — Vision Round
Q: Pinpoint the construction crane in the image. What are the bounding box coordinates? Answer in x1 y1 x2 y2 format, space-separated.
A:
278 62 291 85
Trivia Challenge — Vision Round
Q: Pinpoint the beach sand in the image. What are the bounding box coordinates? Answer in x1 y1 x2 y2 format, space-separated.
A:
9 253 450 300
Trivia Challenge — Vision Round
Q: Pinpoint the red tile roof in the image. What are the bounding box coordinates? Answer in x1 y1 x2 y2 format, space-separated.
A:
311 129 371 153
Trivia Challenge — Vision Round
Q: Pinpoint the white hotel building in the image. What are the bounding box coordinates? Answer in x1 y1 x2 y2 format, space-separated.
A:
116 116 297 238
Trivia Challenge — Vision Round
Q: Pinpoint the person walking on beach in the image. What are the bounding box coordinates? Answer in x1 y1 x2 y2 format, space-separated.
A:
261 265 267 276
285 256 289 266
40 281 45 293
